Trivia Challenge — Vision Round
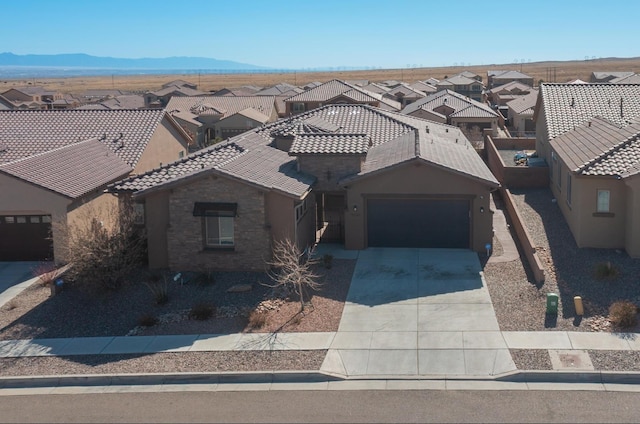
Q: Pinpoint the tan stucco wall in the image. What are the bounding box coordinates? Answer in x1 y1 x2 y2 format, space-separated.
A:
343 161 493 252
214 114 264 138
535 107 550 160
144 191 170 269
297 156 362 192
624 177 640 257
134 118 189 173
295 193 317 252
265 191 296 245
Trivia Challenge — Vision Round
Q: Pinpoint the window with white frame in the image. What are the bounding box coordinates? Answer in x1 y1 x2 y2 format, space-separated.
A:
597 190 610 213
193 202 237 248
295 198 308 223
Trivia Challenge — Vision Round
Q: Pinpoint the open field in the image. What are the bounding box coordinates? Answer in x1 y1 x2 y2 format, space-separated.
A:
2 57 640 93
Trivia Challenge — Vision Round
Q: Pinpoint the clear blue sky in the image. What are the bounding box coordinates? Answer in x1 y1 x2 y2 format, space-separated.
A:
2 0 638 69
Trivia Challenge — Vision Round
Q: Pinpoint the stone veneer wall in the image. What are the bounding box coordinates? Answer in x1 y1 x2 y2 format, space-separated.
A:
297 155 362 192
166 175 271 272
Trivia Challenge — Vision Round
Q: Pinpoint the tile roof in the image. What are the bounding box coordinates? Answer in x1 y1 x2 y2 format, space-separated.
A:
440 75 480 86
409 81 437 94
491 70 532 80
111 103 498 199
402 89 499 119
255 83 303 96
611 74 640 84
151 85 206 97
488 81 534 95
360 83 390 94
385 84 427 99
0 138 132 198
507 90 539 115
109 141 246 193
284 80 401 110
165 96 276 121
289 133 371 155
0 109 169 167
550 117 640 177
591 72 635 82
538 84 640 140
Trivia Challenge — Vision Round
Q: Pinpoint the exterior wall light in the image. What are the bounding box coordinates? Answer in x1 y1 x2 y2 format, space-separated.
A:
480 206 485 213
353 205 358 212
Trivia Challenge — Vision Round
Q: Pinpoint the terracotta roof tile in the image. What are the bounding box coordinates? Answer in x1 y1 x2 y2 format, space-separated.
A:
0 109 167 167
290 134 370 155
0 138 132 198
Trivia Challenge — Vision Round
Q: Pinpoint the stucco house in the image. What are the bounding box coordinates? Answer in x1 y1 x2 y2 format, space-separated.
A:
0 109 191 261
547 117 640 256
534 83 640 256
383 83 426 108
487 70 534 89
436 75 484 102
284 80 401 115
506 90 538 136
486 81 535 106
1 86 65 110
110 104 499 272
165 96 278 147
401 89 500 144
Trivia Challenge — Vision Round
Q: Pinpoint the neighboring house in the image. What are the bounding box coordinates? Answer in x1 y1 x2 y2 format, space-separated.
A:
78 89 129 102
383 83 426 108
0 94 14 110
610 73 640 84
284 79 401 115
77 94 146 110
110 104 498 272
402 89 500 143
359 82 390 95
165 95 278 147
409 80 438 95
51 95 81 110
533 83 640 164
145 84 207 108
487 70 534 88
0 109 191 262
457 71 482 82
589 71 635 83
255 83 303 97
213 87 261 96
486 81 535 106
424 77 440 86
546 116 640 257
506 90 538 136
436 75 484 101
162 80 198 90
1 86 64 109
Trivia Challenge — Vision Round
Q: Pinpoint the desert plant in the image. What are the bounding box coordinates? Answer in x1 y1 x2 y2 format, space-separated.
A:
145 276 170 305
266 239 322 312
138 313 158 327
56 201 147 293
189 302 215 320
609 300 638 329
595 261 618 280
248 310 267 329
323 254 333 269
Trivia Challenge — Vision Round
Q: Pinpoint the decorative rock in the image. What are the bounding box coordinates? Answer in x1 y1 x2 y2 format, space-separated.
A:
226 284 252 293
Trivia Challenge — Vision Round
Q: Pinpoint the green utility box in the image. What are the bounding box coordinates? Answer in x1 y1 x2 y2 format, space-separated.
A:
546 293 559 314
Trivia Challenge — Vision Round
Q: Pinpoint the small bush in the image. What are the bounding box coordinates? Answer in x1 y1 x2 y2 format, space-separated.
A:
609 300 638 329
138 314 158 327
595 261 619 279
32 262 60 287
189 302 215 321
145 277 169 305
248 310 267 329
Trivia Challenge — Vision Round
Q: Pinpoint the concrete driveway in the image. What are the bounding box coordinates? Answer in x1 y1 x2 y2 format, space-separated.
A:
320 247 516 377
0 262 43 308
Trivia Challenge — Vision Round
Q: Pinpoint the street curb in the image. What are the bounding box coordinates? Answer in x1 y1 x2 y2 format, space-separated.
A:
3 369 640 390
0 370 342 389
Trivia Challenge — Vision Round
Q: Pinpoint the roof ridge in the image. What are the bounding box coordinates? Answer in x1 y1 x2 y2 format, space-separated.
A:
0 137 100 168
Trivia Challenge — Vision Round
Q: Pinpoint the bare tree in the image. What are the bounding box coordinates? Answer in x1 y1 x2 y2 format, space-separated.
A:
266 239 321 312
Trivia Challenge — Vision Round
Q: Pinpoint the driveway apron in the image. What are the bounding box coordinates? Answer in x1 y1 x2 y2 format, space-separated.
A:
321 248 516 377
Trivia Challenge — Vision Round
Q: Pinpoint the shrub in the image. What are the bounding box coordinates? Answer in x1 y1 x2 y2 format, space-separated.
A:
32 262 61 287
595 261 619 280
138 313 158 327
609 300 638 329
145 277 169 305
248 310 267 329
189 302 215 321
57 202 147 293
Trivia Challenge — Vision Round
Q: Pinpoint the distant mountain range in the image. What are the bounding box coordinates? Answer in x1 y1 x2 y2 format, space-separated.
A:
0 52 267 70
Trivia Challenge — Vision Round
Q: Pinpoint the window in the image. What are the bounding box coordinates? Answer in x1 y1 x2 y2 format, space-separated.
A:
193 202 237 248
292 103 306 113
551 151 561 190
16 216 26 224
133 203 145 225
29 216 40 223
566 173 572 206
597 190 610 213
295 198 309 223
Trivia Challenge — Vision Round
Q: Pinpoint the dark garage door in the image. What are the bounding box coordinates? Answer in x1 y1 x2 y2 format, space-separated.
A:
0 215 53 261
367 199 470 248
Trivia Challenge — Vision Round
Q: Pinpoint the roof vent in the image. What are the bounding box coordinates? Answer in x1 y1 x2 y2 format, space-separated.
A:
570 97 575 107
446 128 449 132
588 121 591 127
426 126 430 133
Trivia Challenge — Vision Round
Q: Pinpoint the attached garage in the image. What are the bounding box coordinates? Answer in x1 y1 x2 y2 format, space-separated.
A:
0 214 53 261
367 198 470 248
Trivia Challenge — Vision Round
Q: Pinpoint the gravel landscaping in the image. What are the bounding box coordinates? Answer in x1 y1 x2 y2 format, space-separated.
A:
510 349 553 370
0 259 353 375
484 188 640 332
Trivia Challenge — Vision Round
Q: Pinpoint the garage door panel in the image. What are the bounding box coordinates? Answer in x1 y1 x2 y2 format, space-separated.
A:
0 215 53 261
367 199 469 248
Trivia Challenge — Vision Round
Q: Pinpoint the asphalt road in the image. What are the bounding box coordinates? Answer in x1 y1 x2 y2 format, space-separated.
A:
1 390 639 423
